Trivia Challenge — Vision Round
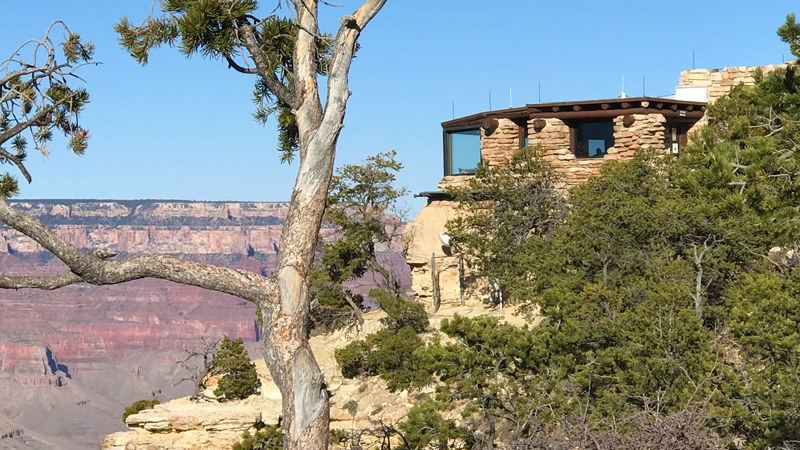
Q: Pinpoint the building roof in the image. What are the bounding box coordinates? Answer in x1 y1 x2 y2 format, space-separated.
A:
442 96 707 129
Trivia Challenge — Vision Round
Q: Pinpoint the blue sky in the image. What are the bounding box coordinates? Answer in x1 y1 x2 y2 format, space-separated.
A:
2 0 799 213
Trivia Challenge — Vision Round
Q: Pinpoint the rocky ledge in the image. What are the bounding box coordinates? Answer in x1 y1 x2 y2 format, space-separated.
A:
103 397 273 450
102 309 414 450
101 304 529 450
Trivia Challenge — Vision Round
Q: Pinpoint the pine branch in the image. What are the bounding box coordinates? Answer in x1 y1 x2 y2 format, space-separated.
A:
0 147 31 183
224 55 258 74
237 20 299 109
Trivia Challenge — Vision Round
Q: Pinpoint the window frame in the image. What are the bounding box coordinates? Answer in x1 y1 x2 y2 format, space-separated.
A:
569 118 617 159
665 123 688 155
513 118 529 149
443 126 482 177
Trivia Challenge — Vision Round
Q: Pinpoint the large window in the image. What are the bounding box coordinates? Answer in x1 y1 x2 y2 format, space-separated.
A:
445 129 481 175
574 120 615 158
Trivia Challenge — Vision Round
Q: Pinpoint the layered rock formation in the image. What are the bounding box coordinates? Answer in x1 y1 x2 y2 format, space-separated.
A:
0 200 409 450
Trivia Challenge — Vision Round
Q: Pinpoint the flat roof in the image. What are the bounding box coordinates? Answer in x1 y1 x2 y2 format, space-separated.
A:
442 96 707 129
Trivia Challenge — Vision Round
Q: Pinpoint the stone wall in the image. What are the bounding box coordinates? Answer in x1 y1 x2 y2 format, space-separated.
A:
403 200 490 310
679 63 790 104
481 118 522 166
610 114 666 156
438 175 473 191
526 114 665 185
680 63 790 136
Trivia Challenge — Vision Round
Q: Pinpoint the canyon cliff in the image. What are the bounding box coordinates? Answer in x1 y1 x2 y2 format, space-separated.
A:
0 200 409 450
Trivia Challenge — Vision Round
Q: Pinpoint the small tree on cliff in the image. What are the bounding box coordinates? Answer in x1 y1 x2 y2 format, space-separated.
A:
0 2 388 449
310 151 409 331
213 336 261 401
445 147 569 304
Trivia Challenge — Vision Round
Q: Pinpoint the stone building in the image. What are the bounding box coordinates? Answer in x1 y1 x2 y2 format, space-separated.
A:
405 62 791 311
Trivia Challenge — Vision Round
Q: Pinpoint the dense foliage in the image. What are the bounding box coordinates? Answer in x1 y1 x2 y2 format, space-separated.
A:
398 400 473 450
445 147 569 302
212 336 261 401
336 19 800 448
122 399 159 423
334 288 429 391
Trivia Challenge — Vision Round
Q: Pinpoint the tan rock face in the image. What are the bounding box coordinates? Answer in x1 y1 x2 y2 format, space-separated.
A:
403 200 490 310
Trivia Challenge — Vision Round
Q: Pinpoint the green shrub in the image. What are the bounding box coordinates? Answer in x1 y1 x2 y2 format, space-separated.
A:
370 288 428 332
212 336 261 401
398 399 473 450
233 425 282 450
122 399 159 423
335 326 428 391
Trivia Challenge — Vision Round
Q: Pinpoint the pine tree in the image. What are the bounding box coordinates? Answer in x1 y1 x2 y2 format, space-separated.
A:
213 336 261 401
310 151 409 332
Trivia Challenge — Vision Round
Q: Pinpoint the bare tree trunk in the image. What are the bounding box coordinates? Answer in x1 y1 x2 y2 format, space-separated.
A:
255 3 387 448
689 236 718 322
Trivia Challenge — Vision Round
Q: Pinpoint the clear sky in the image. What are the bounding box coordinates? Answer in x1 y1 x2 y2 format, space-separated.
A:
2 1 799 213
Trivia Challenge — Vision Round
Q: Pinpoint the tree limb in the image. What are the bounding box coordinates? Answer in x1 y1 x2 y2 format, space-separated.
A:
236 21 299 109
0 100 59 146
0 147 32 183
224 55 258 75
0 198 279 304
309 0 386 156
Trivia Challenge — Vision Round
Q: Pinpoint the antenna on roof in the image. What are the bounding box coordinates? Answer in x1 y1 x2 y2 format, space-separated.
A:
643 76 646 97
619 75 627 99
510 88 513 108
538 83 541 103
489 92 492 111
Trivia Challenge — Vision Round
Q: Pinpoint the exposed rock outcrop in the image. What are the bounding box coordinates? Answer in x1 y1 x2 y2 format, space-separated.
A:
102 303 530 450
103 310 417 450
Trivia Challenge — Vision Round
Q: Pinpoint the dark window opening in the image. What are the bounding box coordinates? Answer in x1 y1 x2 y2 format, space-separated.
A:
516 120 529 149
445 129 481 176
573 120 615 158
667 126 686 155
